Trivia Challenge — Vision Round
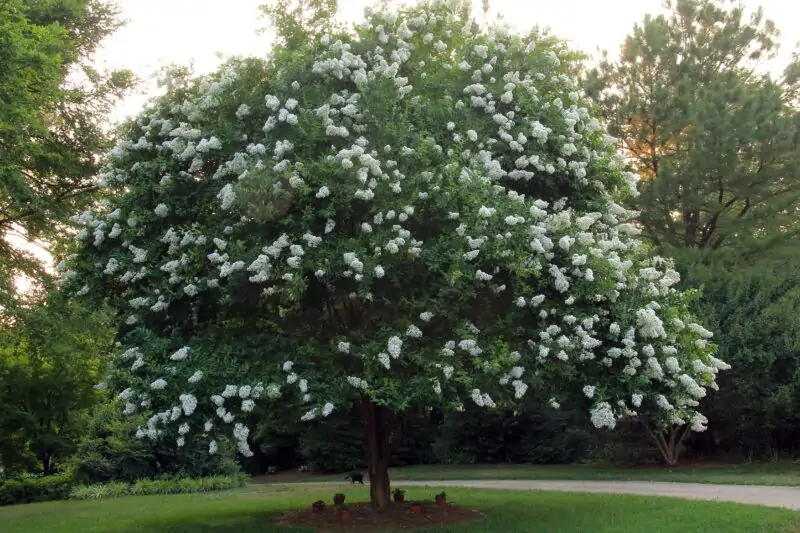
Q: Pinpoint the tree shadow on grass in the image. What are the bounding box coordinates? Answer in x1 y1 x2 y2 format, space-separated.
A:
128 511 301 533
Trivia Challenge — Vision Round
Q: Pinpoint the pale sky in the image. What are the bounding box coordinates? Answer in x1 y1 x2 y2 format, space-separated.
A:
94 0 800 124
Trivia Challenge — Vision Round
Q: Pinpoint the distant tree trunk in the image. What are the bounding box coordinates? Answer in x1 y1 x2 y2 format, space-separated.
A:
41 453 53 475
642 419 690 466
363 399 392 509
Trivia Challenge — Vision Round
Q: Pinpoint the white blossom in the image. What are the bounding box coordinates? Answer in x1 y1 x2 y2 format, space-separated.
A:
387 336 403 358
170 347 189 361
590 402 616 429
346 376 368 390
217 184 237 210
406 325 423 338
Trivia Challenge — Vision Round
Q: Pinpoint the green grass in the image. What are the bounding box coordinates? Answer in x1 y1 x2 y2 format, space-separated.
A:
1 483 798 533
265 462 800 487
384 462 800 486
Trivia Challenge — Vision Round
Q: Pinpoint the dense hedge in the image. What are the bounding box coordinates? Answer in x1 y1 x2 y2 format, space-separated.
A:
0 473 74 506
0 473 249 506
69 474 250 500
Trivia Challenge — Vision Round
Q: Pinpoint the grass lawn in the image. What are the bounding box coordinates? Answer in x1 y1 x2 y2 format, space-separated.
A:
259 462 800 487
390 462 800 486
2 483 799 533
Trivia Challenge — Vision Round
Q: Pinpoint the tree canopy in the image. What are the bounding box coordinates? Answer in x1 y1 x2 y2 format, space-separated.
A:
0 0 133 312
61 0 727 506
0 296 114 475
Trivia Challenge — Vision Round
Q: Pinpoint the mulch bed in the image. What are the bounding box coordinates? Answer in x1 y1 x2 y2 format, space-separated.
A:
278 501 486 532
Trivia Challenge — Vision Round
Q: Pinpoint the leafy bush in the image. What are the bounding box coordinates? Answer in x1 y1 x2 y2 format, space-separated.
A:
70 402 242 484
69 474 249 500
129 478 176 496
69 481 130 501
0 473 74 506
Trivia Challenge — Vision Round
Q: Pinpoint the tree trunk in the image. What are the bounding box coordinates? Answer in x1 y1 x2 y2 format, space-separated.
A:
683 209 699 248
641 419 690 466
363 399 392 509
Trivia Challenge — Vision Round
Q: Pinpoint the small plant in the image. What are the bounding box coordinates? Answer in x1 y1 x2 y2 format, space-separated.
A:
103 482 130 498
131 478 175 496
0 473 74 506
435 491 447 507
333 493 346 506
69 484 108 501
312 500 326 513
393 488 406 503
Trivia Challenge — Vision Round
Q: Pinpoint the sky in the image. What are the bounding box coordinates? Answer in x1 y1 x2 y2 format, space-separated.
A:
94 0 800 123
9 0 800 291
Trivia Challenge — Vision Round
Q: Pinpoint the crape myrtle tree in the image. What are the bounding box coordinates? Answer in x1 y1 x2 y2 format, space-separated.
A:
60 0 728 507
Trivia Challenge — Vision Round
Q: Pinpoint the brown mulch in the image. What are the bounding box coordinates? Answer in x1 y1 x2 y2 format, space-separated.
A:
278 501 486 532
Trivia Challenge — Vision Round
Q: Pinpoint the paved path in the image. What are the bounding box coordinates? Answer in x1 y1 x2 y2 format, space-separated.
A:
385 480 800 510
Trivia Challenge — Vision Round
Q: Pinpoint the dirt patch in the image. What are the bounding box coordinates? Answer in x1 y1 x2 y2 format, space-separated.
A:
278 501 485 532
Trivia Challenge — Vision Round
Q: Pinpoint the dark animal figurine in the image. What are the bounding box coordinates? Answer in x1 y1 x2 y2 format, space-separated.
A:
344 471 365 484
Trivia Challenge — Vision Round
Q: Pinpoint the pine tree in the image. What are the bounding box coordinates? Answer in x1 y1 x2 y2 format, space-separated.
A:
585 0 800 261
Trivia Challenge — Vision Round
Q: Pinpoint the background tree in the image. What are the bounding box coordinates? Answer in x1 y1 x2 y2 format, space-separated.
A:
435 402 593 465
63 0 727 507
585 0 800 260
0 0 133 312
0 296 114 475
687 255 800 460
